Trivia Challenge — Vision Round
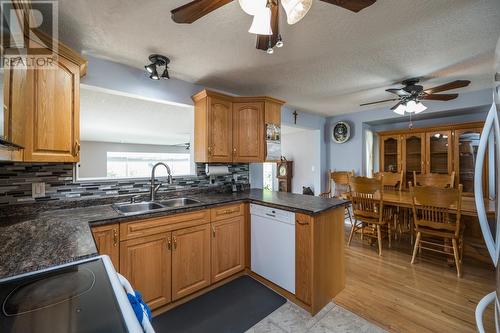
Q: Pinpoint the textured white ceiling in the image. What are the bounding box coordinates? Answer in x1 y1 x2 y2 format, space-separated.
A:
56 0 500 116
80 88 193 145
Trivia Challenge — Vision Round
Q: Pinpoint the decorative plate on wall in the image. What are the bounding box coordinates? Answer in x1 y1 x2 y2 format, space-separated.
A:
332 121 351 143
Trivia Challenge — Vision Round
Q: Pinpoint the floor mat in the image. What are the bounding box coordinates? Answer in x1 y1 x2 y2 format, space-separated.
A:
152 275 286 333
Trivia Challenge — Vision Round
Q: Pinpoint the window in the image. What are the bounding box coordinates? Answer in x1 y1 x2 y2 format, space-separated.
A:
263 162 276 191
105 152 190 179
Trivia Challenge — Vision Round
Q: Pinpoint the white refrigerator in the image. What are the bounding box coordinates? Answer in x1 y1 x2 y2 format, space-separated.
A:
475 36 500 333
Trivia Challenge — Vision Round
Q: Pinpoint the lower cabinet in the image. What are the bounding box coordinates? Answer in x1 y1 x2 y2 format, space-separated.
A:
120 233 172 310
211 216 245 283
171 224 211 301
91 224 120 270
295 213 312 305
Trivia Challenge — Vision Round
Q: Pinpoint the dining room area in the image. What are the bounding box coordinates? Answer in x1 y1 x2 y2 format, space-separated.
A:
321 120 498 332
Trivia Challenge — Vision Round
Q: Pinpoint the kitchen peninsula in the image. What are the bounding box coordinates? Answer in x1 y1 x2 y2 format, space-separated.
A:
0 189 348 316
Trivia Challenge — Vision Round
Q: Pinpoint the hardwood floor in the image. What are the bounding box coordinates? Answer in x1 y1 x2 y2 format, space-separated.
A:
335 226 496 333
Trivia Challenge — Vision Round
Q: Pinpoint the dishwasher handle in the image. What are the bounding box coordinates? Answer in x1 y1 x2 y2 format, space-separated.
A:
265 213 276 218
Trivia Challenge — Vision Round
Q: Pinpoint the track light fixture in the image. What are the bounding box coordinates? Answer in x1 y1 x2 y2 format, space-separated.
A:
144 54 170 80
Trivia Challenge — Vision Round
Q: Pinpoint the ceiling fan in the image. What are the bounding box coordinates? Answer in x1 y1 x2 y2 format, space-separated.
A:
360 78 471 115
170 0 377 53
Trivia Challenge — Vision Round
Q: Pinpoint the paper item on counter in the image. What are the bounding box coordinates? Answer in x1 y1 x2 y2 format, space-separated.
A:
205 164 230 176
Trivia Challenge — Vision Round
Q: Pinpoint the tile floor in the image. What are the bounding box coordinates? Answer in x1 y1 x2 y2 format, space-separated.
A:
246 301 387 333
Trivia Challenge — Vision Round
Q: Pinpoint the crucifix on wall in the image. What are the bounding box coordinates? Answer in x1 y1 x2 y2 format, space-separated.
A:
293 111 298 124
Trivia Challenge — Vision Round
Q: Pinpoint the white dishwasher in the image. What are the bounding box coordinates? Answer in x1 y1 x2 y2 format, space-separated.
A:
250 204 296 293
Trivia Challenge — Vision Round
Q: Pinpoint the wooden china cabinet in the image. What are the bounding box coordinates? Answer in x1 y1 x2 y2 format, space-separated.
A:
378 122 486 194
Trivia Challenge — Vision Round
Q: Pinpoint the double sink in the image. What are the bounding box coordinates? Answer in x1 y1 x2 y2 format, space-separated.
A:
112 197 201 216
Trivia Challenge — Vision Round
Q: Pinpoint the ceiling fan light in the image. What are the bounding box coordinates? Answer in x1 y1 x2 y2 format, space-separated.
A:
149 66 159 80
276 35 284 48
405 100 418 113
161 68 170 80
239 0 267 15
144 63 156 74
393 103 406 115
413 101 427 114
248 7 272 35
281 0 313 25
267 47 274 54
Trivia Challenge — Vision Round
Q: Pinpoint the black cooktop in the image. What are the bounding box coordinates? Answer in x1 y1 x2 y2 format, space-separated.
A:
0 258 128 333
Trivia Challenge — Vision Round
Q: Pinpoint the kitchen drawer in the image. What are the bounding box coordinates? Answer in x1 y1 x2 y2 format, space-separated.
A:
120 209 210 241
210 203 244 221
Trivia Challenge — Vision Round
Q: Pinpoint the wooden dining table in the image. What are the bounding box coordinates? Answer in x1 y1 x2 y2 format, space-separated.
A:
377 189 497 217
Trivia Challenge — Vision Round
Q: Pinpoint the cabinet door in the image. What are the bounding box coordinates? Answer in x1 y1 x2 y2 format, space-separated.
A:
120 233 172 310
233 102 265 162
24 56 80 162
171 224 211 301
380 135 401 173
402 133 425 187
4 63 31 147
295 213 312 305
454 128 486 194
91 224 120 270
208 96 232 162
211 216 245 283
426 131 452 174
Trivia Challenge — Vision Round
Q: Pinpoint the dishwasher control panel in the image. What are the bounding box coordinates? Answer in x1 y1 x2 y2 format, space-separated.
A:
250 204 295 225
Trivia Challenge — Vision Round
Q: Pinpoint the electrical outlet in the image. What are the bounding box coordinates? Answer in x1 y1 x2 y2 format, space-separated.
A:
32 182 46 198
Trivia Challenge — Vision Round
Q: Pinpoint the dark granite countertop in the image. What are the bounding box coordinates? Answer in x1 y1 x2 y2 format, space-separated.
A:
0 189 348 280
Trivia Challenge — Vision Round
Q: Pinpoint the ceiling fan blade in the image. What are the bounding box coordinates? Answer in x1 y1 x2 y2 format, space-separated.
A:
256 3 279 51
390 101 403 111
319 0 377 12
386 88 410 96
171 0 233 24
423 80 471 94
360 98 399 107
421 93 459 101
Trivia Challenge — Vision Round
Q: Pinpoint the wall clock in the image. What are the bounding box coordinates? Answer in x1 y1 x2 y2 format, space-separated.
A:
277 159 293 193
332 121 351 144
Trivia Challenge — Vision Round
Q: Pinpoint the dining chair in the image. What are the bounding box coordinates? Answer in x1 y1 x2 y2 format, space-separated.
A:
410 184 464 277
413 171 455 188
347 176 391 256
320 170 355 225
374 171 404 191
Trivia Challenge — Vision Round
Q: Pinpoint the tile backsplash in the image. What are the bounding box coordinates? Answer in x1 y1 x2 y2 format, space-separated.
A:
0 163 249 205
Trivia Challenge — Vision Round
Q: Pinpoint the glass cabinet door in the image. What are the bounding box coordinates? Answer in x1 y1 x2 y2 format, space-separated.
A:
404 133 424 186
381 135 400 173
426 131 452 174
454 128 483 193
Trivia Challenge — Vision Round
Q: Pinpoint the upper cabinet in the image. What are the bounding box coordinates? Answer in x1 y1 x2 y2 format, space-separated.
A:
2 27 86 162
425 130 452 174
192 90 284 163
380 135 402 173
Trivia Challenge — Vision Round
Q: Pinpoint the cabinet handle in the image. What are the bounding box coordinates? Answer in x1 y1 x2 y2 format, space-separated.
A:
173 236 177 250
167 237 172 250
220 209 233 215
233 147 236 155
74 141 80 156
113 229 118 247
212 225 216 238
208 146 212 156
296 220 309 226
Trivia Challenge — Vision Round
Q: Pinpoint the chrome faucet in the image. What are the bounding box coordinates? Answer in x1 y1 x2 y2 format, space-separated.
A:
150 162 173 201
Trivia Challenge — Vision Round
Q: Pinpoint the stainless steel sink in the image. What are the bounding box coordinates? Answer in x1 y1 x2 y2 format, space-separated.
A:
112 198 201 215
112 202 165 215
159 198 201 208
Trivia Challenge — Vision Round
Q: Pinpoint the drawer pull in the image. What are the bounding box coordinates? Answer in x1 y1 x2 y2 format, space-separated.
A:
113 229 118 247
296 220 309 226
212 225 216 238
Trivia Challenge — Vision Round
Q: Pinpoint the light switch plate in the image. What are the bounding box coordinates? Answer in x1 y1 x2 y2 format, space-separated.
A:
32 182 46 198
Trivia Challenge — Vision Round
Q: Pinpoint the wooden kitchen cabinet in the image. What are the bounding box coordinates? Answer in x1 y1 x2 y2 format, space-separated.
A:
120 233 172 310
211 216 245 283
2 35 85 162
192 90 284 163
193 90 233 163
91 224 120 270
171 224 211 301
402 133 425 186
232 102 265 162
295 213 312 305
